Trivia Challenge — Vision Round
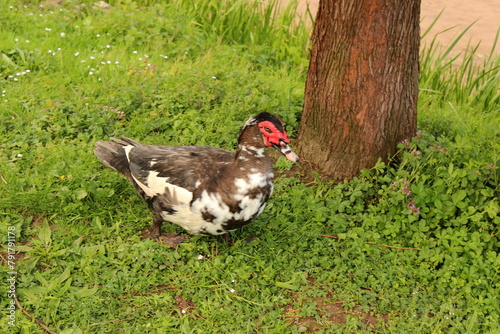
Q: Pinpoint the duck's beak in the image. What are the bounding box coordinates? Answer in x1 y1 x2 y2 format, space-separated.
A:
273 140 299 162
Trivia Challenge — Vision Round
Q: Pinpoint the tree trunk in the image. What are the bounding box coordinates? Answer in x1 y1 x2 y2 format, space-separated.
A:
297 0 420 180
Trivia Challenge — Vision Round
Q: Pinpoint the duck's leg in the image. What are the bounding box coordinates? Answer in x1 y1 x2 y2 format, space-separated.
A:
149 214 187 248
217 233 234 246
149 215 163 239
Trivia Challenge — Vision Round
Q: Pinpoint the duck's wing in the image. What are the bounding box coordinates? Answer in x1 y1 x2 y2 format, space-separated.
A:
95 136 235 213
126 142 234 196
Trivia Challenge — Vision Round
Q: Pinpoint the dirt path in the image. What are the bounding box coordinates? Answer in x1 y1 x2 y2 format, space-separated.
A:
285 0 499 57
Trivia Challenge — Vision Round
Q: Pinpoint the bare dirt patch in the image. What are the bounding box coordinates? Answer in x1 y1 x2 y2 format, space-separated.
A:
286 296 389 332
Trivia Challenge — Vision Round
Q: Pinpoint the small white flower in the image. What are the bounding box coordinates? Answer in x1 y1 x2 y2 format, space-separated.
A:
25 40 30 43
197 255 204 260
45 27 51 31
106 45 110 48
17 154 23 158
90 56 95 60
107 60 111 64
48 50 52 53
13 78 18 81
115 61 119 64
74 52 80 56
57 48 61 51
181 310 186 314
14 38 19 42
133 50 138 54
60 32 65 37
96 34 101 37
89 71 93 75
212 76 217 80
229 288 235 293
25 70 30 73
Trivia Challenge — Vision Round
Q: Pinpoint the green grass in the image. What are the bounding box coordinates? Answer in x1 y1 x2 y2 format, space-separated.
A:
1 1 499 333
420 10 500 111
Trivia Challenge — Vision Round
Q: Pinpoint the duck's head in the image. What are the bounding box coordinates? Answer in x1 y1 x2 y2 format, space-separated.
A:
240 112 299 162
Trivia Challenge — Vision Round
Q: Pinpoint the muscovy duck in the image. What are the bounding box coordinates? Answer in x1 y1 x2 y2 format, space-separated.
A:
94 112 298 243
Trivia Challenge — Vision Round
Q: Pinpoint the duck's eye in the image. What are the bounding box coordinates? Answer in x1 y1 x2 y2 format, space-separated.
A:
264 126 272 133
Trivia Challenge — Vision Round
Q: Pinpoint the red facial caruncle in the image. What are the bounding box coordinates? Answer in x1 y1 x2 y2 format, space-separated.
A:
258 120 290 147
257 117 299 162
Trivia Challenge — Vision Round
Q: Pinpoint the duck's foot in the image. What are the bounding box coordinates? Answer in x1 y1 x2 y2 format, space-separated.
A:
158 233 188 248
141 228 188 248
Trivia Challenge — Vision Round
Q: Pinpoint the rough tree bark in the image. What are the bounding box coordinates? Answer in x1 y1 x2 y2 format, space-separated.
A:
297 0 420 179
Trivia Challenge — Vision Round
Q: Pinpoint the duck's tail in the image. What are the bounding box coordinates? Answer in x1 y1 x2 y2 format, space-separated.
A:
94 136 140 175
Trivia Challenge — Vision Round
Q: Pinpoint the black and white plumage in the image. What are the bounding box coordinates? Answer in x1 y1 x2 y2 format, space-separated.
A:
94 112 298 241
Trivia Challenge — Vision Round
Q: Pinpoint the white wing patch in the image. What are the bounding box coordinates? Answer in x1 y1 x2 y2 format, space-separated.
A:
132 170 193 203
123 145 134 160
